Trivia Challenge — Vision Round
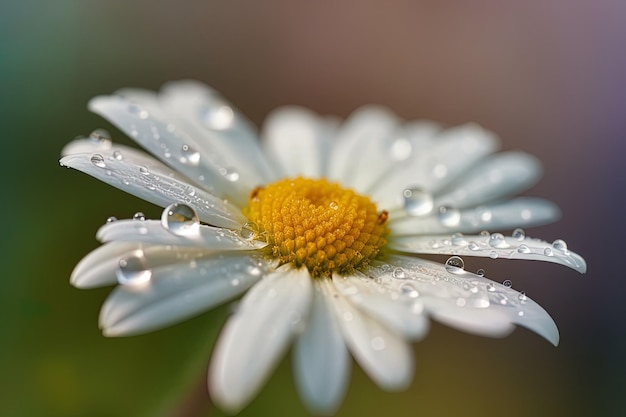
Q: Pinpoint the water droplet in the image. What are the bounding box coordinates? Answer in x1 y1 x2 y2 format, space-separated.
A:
479 230 491 237
489 233 508 248
392 267 407 279
468 241 481 251
552 239 569 253
477 268 485 277
117 252 151 285
543 247 553 257
128 103 149 119
489 250 499 259
112 150 123 161
370 336 386 351
403 188 434 216
445 256 465 273
329 201 339 210
89 129 112 146
106 216 117 223
512 228 526 241
90 154 106 168
161 203 200 237
202 105 234 130
180 144 200 165
517 244 531 254
240 222 259 240
486 283 496 292
246 265 263 276
451 233 467 246
503 279 513 288
475 206 492 222
400 283 419 298
219 167 239 182
133 212 146 221
438 206 461 227
139 166 150 175
518 292 527 302
389 137 412 161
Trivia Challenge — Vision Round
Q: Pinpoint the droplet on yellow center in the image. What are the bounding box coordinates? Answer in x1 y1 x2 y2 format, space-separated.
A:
243 177 388 277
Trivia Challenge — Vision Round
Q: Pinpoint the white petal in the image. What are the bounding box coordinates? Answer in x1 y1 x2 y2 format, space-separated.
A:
389 197 561 235
96 219 266 250
433 152 542 208
88 94 251 205
370 255 559 344
327 106 400 191
159 80 275 184
323 278 414 391
209 266 312 413
60 146 246 229
293 281 350 415
388 233 586 273
262 106 333 178
369 123 499 207
100 253 270 336
333 271 429 341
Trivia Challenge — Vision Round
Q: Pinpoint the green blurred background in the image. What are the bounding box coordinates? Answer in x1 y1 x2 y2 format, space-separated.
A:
1 1 624 416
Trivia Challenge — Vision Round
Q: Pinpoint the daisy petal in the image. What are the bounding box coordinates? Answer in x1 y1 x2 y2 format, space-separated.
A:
369 123 499 206
328 106 400 191
88 94 250 204
323 278 414 391
263 106 332 178
60 149 246 229
388 233 586 273
293 281 350 415
99 253 270 336
389 197 561 235
159 80 275 184
333 271 429 341
433 152 542 208
96 220 267 250
209 266 312 413
372 255 559 344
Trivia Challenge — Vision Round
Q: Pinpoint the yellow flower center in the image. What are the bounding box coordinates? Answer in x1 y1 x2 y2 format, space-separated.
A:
243 177 389 277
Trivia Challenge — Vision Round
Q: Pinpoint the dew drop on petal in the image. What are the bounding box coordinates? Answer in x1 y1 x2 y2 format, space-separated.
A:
202 105 235 130
400 283 419 298
403 188 434 216
503 279 513 288
445 256 465 273
90 154 106 168
240 222 259 240
128 103 149 119
468 241 480 251
117 252 151 285
133 212 146 221
477 268 485 277
486 283 496 292
161 203 200 237
489 233 508 248
438 206 461 227
543 247 554 256
106 216 117 223
392 267 407 279
552 239 569 253
112 150 123 161
180 144 200 166
512 228 526 241
451 233 467 246
517 244 531 254
89 129 112 146
139 166 150 175
479 230 491 238
489 250 499 259
476 206 492 222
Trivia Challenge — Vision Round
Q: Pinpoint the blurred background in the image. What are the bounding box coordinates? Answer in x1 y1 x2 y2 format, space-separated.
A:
1 1 624 416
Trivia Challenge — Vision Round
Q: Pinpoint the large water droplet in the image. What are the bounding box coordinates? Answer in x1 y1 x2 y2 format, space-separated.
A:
202 105 235 130
403 188 434 216
445 256 465 273
161 203 200 237
451 233 467 246
503 279 513 288
89 129 112 147
552 239 569 253
438 206 461 227
139 166 150 175
475 206 492 222
489 250 499 259
240 222 259 240
517 244 531 254
106 216 117 223
117 252 151 285
133 212 146 221
489 233 509 248
512 228 526 241
180 144 201 166
90 154 106 168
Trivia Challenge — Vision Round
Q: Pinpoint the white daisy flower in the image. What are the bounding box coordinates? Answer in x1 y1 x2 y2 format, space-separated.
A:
61 80 586 414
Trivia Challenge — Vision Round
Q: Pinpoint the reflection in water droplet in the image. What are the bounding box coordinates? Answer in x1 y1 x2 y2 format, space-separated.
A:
133 212 146 221
202 105 235 130
106 216 117 223
512 228 526 241
181 144 201 166
392 267 406 279
479 230 490 237
451 233 467 246
117 252 151 285
240 222 259 240
438 206 461 227
489 233 508 248
90 154 106 168
517 244 531 254
486 283 496 292
161 203 200 237
329 201 339 210
400 283 419 298
503 279 513 288
552 239 568 253
445 256 465 273
89 129 112 146
403 188 434 216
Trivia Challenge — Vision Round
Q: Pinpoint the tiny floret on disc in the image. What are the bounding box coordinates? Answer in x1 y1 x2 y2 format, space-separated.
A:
243 177 388 277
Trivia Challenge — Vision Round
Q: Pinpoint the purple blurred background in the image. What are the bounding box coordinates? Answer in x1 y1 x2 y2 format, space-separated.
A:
1 1 624 416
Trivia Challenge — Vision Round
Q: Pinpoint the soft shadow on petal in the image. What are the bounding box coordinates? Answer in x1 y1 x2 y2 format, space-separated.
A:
324 278 414 391
293 280 351 415
208 266 312 413
99 253 271 336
